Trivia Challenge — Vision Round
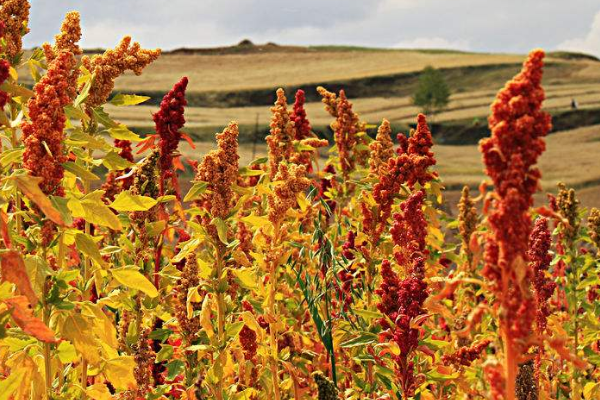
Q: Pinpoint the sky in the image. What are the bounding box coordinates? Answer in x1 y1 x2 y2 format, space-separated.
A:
23 0 600 57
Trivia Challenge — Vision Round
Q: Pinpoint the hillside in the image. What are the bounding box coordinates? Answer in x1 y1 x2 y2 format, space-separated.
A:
60 43 600 208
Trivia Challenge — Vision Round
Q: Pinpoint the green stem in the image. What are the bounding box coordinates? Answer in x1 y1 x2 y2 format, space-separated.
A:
9 122 22 234
268 223 282 400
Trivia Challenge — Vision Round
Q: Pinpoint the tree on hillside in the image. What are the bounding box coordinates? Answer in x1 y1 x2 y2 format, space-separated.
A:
412 66 450 118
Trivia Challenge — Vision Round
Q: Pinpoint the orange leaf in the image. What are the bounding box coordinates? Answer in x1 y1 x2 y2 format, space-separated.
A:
0 250 38 306
4 296 58 343
13 175 65 226
173 155 185 171
180 132 196 149
0 209 11 246
548 336 588 370
135 134 157 154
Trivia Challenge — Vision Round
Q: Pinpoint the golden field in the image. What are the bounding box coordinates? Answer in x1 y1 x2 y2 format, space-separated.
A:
71 45 600 209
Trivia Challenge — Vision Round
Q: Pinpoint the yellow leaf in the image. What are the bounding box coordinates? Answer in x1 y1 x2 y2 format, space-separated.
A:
241 214 269 229
62 314 101 365
296 192 308 212
111 267 158 298
86 383 112 400
82 303 119 349
75 233 107 268
240 311 260 333
186 286 202 319
68 191 122 231
56 341 76 364
232 268 258 290
104 356 137 391
109 191 158 212
200 295 214 339
0 371 21 400
211 217 228 244
13 175 65 226
584 382 600 400
232 249 252 267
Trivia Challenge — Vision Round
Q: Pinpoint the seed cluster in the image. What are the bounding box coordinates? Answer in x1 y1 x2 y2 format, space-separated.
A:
82 36 160 107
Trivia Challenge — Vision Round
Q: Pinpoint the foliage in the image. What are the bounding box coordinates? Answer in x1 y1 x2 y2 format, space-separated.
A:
0 3 599 400
412 65 450 117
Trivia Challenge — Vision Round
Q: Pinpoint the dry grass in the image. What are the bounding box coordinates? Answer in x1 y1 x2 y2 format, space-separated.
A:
104 82 600 129
111 51 530 93
435 124 600 193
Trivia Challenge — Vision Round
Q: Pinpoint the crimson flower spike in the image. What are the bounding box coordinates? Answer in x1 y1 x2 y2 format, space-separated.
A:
154 76 189 198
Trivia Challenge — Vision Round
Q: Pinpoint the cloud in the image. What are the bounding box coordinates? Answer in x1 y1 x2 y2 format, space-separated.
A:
557 10 600 57
392 37 471 51
21 0 600 55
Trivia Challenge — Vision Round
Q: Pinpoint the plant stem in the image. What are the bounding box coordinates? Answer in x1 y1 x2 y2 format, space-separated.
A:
268 223 281 400
9 123 22 234
503 330 517 400
215 243 225 400
43 294 52 397
80 147 93 390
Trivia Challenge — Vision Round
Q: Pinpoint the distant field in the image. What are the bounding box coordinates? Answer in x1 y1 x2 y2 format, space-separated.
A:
110 50 527 93
64 44 600 209
105 82 600 130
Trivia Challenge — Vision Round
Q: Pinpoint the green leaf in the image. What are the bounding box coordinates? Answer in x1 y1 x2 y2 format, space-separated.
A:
64 105 89 122
108 125 142 142
149 328 173 342
109 191 158 212
250 157 268 166
102 151 134 171
155 345 174 362
109 94 151 106
584 346 600 366
183 181 208 202
0 148 24 167
239 167 263 177
63 161 100 181
354 309 384 321
92 107 119 128
111 267 158 298
74 76 93 107
340 332 378 348
225 321 245 339
75 233 106 268
50 196 74 226
212 217 228 244
166 360 185 381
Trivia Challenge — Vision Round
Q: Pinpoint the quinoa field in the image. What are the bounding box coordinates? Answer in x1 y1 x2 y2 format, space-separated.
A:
1 2 600 400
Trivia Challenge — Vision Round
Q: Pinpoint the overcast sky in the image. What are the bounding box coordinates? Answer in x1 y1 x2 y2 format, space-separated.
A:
23 0 600 57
